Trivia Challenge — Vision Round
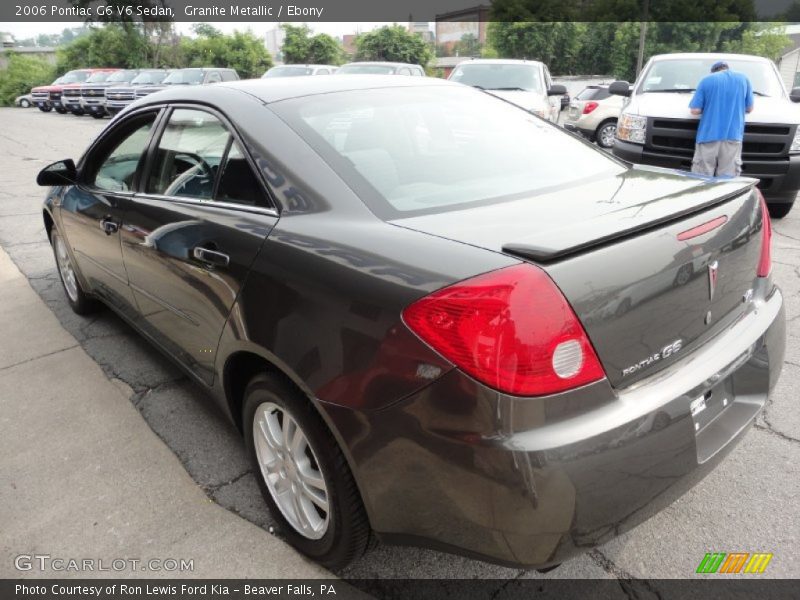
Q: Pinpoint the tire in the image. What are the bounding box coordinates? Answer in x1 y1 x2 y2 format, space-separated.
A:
71 109 85 116
595 120 617 149
768 201 794 219
51 228 100 315
38 105 52 113
90 112 105 119
243 373 371 569
55 107 67 114
20 99 31 108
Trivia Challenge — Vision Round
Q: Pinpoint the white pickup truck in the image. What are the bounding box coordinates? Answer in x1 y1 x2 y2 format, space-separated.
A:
610 53 800 218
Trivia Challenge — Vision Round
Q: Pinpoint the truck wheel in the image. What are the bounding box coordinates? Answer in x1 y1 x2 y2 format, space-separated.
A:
38 105 52 113
596 120 617 149
768 201 794 219
55 107 67 114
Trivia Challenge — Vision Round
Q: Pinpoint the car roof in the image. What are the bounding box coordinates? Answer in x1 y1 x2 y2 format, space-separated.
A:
341 62 421 68
151 75 456 104
456 58 545 67
650 53 770 63
272 64 337 69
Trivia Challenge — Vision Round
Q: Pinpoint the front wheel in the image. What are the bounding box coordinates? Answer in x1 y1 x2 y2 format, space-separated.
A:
38 105 52 113
20 99 31 108
595 120 617 149
243 373 372 569
768 201 794 219
90 112 105 119
55 107 67 114
51 228 99 315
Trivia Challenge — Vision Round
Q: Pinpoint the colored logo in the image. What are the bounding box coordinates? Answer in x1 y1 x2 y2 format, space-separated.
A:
696 552 773 574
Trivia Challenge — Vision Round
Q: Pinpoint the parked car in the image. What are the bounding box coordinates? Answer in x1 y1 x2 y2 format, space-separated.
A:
448 59 566 123
30 71 91 113
336 62 425 76
37 76 785 571
563 84 624 148
560 92 571 111
133 67 239 100
79 69 142 118
610 52 800 218
263 65 337 77
15 93 33 108
105 69 171 116
62 69 119 116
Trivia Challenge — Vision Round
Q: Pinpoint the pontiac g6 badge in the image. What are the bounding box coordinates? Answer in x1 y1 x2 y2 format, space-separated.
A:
708 260 719 301
622 339 683 377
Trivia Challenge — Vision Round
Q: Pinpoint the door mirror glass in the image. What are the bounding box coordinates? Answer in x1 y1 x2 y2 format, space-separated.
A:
547 84 567 96
36 159 77 186
609 81 632 97
790 87 800 103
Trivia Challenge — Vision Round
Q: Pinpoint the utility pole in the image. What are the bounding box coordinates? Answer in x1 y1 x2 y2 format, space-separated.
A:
636 0 650 77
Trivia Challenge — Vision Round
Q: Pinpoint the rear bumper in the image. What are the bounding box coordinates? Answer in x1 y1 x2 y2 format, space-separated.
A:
613 140 800 205
325 286 785 568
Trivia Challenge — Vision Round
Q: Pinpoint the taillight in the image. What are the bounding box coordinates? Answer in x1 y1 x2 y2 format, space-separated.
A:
402 264 606 396
583 101 599 114
756 189 772 277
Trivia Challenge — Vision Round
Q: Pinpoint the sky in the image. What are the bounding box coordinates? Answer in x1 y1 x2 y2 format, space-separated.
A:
0 21 422 41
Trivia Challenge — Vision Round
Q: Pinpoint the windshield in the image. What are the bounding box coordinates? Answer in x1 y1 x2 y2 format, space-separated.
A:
106 70 135 83
449 63 544 93
61 71 89 84
162 70 204 85
274 86 623 217
263 66 314 78
131 71 166 85
337 64 396 75
639 58 785 97
85 72 112 83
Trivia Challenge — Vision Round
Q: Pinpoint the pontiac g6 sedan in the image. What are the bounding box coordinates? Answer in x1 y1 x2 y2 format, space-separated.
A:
38 76 785 570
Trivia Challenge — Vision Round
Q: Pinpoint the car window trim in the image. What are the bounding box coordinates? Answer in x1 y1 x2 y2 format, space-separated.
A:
135 102 279 214
131 193 279 218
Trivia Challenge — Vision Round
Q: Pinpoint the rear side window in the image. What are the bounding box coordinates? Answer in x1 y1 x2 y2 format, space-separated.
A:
222 70 239 81
90 113 157 192
576 87 610 101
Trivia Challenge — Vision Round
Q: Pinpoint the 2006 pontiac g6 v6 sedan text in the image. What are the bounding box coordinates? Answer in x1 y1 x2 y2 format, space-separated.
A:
37 76 785 570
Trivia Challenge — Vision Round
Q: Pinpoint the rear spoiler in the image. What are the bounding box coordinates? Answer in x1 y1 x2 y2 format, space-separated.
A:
502 184 755 264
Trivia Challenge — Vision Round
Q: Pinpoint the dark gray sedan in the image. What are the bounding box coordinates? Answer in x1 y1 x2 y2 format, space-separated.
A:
37 76 785 570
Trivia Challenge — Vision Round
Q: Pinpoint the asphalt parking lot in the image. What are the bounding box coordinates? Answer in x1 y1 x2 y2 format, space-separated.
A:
1 107 799 584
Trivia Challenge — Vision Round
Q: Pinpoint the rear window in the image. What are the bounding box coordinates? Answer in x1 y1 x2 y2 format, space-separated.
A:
273 86 624 218
576 87 611 101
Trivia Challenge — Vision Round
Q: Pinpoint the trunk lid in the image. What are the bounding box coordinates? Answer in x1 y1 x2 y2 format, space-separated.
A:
391 166 764 388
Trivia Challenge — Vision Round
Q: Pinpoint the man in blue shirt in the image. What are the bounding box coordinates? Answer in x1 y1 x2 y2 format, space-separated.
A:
689 61 754 178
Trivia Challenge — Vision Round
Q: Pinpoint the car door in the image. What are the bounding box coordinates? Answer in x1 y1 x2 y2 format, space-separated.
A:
58 110 160 320
120 106 278 385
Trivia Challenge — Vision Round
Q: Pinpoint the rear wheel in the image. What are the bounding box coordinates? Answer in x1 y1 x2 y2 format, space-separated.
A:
768 201 794 219
595 120 617 149
243 373 371 569
51 228 99 315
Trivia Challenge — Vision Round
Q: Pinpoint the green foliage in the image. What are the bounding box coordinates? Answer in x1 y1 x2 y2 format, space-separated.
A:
487 22 582 74
722 23 791 61
180 26 273 79
281 24 343 65
55 23 150 71
453 33 483 57
0 53 56 106
355 25 433 67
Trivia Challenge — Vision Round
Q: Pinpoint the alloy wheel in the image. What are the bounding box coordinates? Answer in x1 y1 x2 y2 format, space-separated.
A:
253 402 330 539
54 234 79 302
598 123 617 148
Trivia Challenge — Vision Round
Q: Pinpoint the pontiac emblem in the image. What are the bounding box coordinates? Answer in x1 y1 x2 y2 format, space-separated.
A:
707 260 719 301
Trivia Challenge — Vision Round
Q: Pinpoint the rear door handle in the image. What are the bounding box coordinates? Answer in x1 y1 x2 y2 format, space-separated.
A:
192 246 230 268
100 218 119 235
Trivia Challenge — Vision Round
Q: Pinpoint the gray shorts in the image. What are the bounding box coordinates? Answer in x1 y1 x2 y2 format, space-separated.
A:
691 140 743 178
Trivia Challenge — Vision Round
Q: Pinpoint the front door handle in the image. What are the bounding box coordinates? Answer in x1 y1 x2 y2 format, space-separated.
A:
100 218 119 235
192 246 230 268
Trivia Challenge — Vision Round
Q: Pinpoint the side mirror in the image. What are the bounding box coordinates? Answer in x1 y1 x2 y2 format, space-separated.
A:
37 159 77 187
547 84 567 96
790 87 800 103
609 81 632 97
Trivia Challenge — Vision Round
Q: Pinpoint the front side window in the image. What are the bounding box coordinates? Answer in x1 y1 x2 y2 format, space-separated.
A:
91 113 157 192
146 109 230 199
206 72 222 83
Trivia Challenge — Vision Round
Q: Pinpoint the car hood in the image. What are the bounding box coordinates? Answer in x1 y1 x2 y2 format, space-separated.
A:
484 89 549 112
625 92 800 123
31 85 60 93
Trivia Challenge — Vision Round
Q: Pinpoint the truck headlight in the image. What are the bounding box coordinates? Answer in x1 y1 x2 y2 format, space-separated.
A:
617 113 647 144
791 127 800 154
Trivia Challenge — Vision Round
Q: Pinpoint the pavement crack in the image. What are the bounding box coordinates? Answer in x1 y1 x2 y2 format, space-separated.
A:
488 569 525 600
754 422 800 445
205 470 252 494
0 344 79 373
589 551 663 600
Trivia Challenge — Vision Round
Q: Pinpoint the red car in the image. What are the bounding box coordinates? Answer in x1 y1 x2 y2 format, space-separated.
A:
31 70 92 113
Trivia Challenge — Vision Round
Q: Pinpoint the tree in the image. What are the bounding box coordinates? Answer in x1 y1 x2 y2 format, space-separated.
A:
355 25 433 66
487 22 582 74
722 23 791 61
0 53 56 106
454 33 482 57
281 24 342 65
180 26 273 79
55 23 150 71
